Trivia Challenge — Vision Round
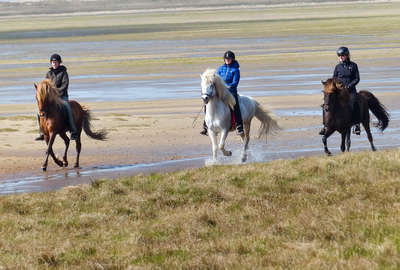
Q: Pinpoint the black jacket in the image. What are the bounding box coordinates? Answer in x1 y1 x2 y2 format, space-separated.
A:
46 65 69 98
333 60 359 92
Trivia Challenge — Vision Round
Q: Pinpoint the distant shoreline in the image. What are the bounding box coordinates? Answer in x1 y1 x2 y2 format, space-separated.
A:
1 0 400 17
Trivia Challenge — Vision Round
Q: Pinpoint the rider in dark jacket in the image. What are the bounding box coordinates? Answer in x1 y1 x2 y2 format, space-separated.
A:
319 46 361 135
35 54 78 140
200 50 244 135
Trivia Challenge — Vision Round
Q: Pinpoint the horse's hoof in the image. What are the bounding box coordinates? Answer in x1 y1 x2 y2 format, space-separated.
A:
63 162 68 167
74 164 79 168
224 151 232 156
325 152 332 156
42 167 47 172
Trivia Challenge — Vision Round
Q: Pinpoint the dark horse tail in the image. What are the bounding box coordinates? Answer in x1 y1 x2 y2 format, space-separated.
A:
360 90 390 131
82 107 107 140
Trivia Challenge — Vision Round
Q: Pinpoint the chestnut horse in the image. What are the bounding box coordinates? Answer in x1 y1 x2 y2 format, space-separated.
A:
35 79 107 171
321 78 389 155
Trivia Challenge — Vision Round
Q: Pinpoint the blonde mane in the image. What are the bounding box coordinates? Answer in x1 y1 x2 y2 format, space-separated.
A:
323 77 349 103
36 79 64 108
201 68 236 109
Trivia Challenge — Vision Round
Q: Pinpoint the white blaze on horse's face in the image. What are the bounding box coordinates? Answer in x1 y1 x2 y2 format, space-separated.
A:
201 83 215 105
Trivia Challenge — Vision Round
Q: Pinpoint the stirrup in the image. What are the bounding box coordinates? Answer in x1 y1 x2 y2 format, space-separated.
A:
70 132 78 140
35 134 44 141
353 125 361 135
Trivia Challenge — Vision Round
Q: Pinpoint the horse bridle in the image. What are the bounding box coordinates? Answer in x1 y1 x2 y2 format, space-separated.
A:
201 83 215 104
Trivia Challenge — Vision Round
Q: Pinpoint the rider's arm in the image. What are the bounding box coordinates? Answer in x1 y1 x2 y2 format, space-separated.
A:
347 63 360 89
332 65 338 78
58 72 69 97
228 69 240 90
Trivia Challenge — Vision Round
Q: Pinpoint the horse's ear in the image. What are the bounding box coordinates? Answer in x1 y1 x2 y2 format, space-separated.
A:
34 83 38 90
321 80 327 85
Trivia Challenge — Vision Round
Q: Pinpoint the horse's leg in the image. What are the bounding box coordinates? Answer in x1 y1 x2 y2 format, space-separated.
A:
219 129 232 157
322 128 335 156
346 128 351 151
59 132 70 167
340 132 346 152
363 121 376 151
208 130 219 161
74 134 82 168
42 133 62 171
240 122 251 162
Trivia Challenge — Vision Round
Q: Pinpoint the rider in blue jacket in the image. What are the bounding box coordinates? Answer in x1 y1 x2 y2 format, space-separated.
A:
200 50 244 135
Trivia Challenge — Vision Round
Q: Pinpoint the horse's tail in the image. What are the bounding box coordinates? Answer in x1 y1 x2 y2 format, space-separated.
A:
82 107 108 140
254 100 280 142
360 90 390 131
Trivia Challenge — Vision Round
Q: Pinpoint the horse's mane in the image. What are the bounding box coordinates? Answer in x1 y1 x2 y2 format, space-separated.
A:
323 77 349 102
36 79 64 108
201 68 236 109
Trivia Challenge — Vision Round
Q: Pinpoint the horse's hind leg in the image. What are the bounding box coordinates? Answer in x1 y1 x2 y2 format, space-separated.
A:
219 130 232 157
74 136 82 168
340 132 346 152
240 123 251 162
59 132 70 167
363 121 376 151
346 129 351 151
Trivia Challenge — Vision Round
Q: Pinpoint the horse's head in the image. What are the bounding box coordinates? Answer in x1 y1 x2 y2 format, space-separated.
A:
200 69 218 104
34 79 63 116
321 78 349 112
200 68 236 109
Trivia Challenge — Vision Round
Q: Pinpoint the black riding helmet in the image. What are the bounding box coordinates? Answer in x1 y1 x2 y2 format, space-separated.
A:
50 53 62 63
223 50 235 60
336 46 350 56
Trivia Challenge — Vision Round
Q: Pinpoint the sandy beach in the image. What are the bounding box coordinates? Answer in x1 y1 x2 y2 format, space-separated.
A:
1 1 400 192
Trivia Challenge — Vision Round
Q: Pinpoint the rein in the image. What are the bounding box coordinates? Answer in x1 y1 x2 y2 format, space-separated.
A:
192 104 205 128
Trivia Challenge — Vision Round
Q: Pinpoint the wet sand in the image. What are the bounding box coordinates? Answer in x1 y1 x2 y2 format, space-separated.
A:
1 91 399 194
1 1 400 194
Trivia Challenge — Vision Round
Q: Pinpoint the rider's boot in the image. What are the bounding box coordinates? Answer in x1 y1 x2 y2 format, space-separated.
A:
35 134 44 141
233 93 244 135
35 114 44 141
200 120 208 136
63 98 78 140
353 124 361 135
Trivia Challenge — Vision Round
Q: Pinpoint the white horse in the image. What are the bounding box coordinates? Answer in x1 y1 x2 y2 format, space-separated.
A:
201 68 279 162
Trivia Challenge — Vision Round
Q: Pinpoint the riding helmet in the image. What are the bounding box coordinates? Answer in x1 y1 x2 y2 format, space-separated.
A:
223 50 235 60
336 46 350 56
50 53 62 63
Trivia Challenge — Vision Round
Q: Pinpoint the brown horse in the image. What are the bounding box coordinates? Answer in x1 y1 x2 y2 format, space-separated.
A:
321 78 389 155
35 79 107 171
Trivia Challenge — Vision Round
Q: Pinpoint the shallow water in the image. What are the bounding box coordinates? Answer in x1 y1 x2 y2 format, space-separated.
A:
1 34 400 194
1 120 398 196
1 67 400 104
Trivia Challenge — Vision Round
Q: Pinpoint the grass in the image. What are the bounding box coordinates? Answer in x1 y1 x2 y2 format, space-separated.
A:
1 149 400 269
0 128 18 132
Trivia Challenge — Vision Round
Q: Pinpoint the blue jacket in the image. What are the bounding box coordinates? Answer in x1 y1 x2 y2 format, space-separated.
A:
217 60 240 94
333 60 359 92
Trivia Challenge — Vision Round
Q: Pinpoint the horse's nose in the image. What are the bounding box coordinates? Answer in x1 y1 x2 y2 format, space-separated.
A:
201 95 209 104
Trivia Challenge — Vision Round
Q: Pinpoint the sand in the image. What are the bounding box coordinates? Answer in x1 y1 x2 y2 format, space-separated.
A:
1 91 398 183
